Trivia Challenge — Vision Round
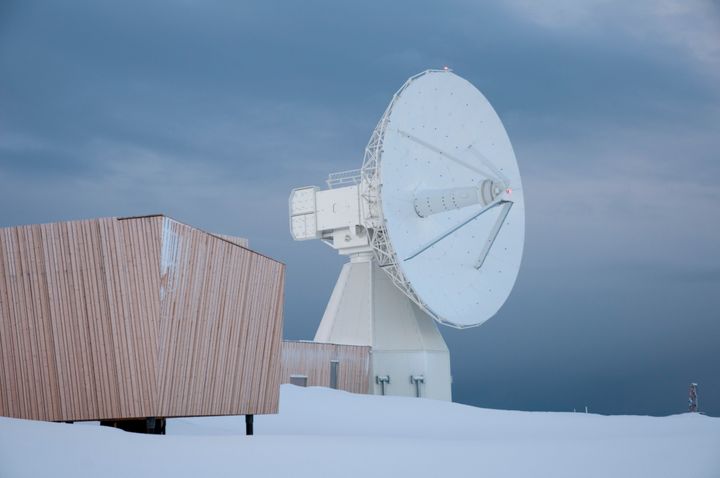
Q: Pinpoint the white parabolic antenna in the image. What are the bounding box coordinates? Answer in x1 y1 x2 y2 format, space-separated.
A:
290 69 524 399
363 70 524 328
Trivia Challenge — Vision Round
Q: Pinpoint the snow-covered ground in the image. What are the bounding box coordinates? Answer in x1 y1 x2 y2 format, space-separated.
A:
1 385 718 477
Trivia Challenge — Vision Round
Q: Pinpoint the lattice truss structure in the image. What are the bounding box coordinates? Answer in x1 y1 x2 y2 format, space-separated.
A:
359 71 448 326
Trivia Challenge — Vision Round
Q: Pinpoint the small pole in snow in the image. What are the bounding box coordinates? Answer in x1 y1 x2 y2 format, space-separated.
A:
585 406 588 414
689 383 699 413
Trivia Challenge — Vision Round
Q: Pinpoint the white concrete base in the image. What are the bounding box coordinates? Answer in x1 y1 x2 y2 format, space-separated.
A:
314 256 452 400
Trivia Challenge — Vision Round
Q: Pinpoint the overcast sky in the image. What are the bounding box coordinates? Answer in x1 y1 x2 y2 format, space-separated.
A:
1 0 718 416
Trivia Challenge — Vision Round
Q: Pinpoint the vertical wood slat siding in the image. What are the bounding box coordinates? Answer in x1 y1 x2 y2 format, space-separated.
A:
280 341 371 394
157 219 284 417
0 216 284 421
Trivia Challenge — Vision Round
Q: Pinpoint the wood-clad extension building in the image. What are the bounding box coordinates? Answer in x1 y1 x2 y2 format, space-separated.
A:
0 215 284 422
281 341 370 394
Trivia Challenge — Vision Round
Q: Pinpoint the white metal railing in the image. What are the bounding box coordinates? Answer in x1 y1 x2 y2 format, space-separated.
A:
326 169 362 188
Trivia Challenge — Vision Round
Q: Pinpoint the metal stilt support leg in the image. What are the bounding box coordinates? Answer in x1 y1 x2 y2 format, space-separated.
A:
245 414 254 436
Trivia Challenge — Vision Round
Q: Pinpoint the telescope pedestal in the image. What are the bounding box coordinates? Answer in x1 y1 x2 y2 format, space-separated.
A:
314 254 452 400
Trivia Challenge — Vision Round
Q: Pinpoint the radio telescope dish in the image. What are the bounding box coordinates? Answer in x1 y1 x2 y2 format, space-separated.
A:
289 69 524 399
360 69 524 328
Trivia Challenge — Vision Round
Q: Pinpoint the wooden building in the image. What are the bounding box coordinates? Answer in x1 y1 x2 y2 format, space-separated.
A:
280 341 370 394
0 215 284 423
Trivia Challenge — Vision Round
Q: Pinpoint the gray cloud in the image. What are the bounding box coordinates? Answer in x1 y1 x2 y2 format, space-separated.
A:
502 0 720 75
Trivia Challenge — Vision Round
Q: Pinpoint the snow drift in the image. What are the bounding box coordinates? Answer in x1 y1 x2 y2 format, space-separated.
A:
1 385 718 478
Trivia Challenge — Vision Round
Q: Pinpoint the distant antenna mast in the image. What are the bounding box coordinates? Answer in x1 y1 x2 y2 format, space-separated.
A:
688 383 698 412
